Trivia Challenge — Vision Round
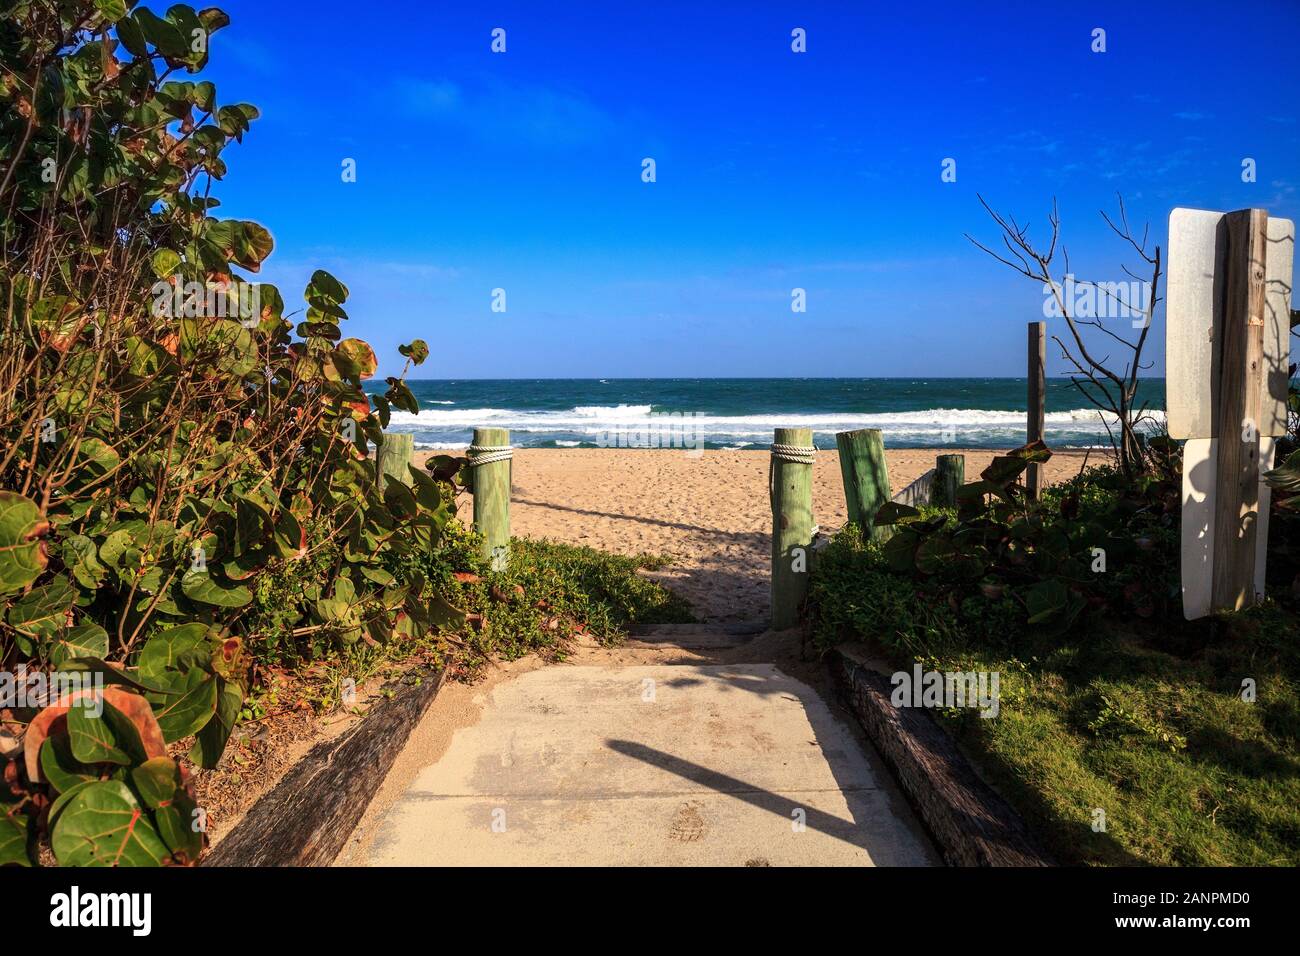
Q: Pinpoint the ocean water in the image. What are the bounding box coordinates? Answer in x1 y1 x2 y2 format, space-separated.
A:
369 378 1167 451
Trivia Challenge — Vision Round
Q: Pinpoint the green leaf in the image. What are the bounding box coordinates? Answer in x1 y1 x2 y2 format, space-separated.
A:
47 779 96 830
130 757 183 809
384 378 419 414
428 593 468 631
51 780 170 866
41 734 98 794
0 491 50 596
192 80 216 111
872 501 920 526
151 248 182 278
190 678 242 768
915 535 956 575
198 8 231 33
94 0 129 22
51 622 109 667
154 784 202 861
383 478 419 520
151 670 218 742
1024 578 1068 625
306 269 348 305
881 529 920 573
0 814 31 867
1263 449 1300 493
230 220 273 269
981 456 1030 485
67 704 132 766
399 339 429 365
337 338 378 378
63 534 106 589
181 568 252 607
139 624 209 688
134 7 189 57
6 576 76 644
115 15 149 57
1006 439 1052 463
60 657 167 695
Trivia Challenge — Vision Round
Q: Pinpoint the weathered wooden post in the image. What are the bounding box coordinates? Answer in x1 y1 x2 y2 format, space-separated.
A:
376 433 414 491
1027 321 1046 499
934 454 965 509
835 428 891 540
771 427 815 630
1211 210 1269 611
469 427 512 570
1167 207 1294 618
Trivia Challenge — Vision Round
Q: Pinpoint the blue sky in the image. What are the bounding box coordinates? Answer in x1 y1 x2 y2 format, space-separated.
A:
198 0 1300 378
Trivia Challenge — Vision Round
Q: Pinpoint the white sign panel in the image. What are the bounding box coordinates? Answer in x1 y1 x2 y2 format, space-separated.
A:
1165 209 1293 440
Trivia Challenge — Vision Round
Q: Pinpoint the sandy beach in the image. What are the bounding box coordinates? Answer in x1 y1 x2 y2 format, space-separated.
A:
417 448 1096 624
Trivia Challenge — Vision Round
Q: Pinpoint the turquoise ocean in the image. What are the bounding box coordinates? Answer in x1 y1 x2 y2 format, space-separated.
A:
372 378 1167 451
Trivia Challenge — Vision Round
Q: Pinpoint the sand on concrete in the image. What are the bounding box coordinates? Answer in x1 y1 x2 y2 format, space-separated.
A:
419 447 1095 623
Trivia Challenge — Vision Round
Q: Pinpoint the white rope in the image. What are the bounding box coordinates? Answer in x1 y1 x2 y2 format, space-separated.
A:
770 442 816 465
467 443 513 466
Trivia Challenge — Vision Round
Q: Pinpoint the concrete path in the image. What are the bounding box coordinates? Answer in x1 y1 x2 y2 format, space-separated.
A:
361 661 934 866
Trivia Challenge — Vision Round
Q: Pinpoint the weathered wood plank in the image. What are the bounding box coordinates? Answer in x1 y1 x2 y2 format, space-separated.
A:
831 646 1052 867
891 468 934 507
204 668 446 867
1027 321 1046 499
1211 209 1268 612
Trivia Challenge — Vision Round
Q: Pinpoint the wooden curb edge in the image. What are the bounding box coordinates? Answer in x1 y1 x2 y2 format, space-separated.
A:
829 645 1053 867
204 666 447 867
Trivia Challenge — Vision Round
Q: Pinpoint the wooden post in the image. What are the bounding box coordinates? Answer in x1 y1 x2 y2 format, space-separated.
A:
1027 321 1046 499
1211 209 1269 611
376 433 414 491
933 454 964 509
470 427 511 571
835 428 891 540
771 427 815 630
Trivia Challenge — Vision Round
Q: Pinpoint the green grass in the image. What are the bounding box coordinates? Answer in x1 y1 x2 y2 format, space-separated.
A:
809 526 1300 867
237 522 693 716
400 522 694 675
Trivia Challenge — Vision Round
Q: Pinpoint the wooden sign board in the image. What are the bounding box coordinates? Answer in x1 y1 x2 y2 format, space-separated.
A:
1166 209 1293 439
1168 208 1294 619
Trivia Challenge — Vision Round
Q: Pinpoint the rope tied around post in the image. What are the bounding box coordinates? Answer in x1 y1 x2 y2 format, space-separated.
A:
467 443 513 467
769 441 817 509
770 442 817 465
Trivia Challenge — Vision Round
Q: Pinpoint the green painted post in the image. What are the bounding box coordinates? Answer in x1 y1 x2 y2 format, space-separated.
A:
470 427 511 570
771 428 815 630
835 428 891 540
376 433 414 491
933 454 965 509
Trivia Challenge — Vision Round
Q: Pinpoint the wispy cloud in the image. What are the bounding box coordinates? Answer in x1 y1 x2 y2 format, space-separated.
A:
400 76 616 148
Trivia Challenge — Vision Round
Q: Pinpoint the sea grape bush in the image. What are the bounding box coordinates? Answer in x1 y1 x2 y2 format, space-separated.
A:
866 438 1184 638
0 2 456 865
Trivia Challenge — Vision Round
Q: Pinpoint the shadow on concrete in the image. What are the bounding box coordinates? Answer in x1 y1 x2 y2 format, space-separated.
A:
605 728 925 868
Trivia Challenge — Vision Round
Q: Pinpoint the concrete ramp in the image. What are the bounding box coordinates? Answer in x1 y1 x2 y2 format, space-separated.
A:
363 662 934 866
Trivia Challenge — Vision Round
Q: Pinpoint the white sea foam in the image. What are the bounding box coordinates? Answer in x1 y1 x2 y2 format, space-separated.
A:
387 403 1163 437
